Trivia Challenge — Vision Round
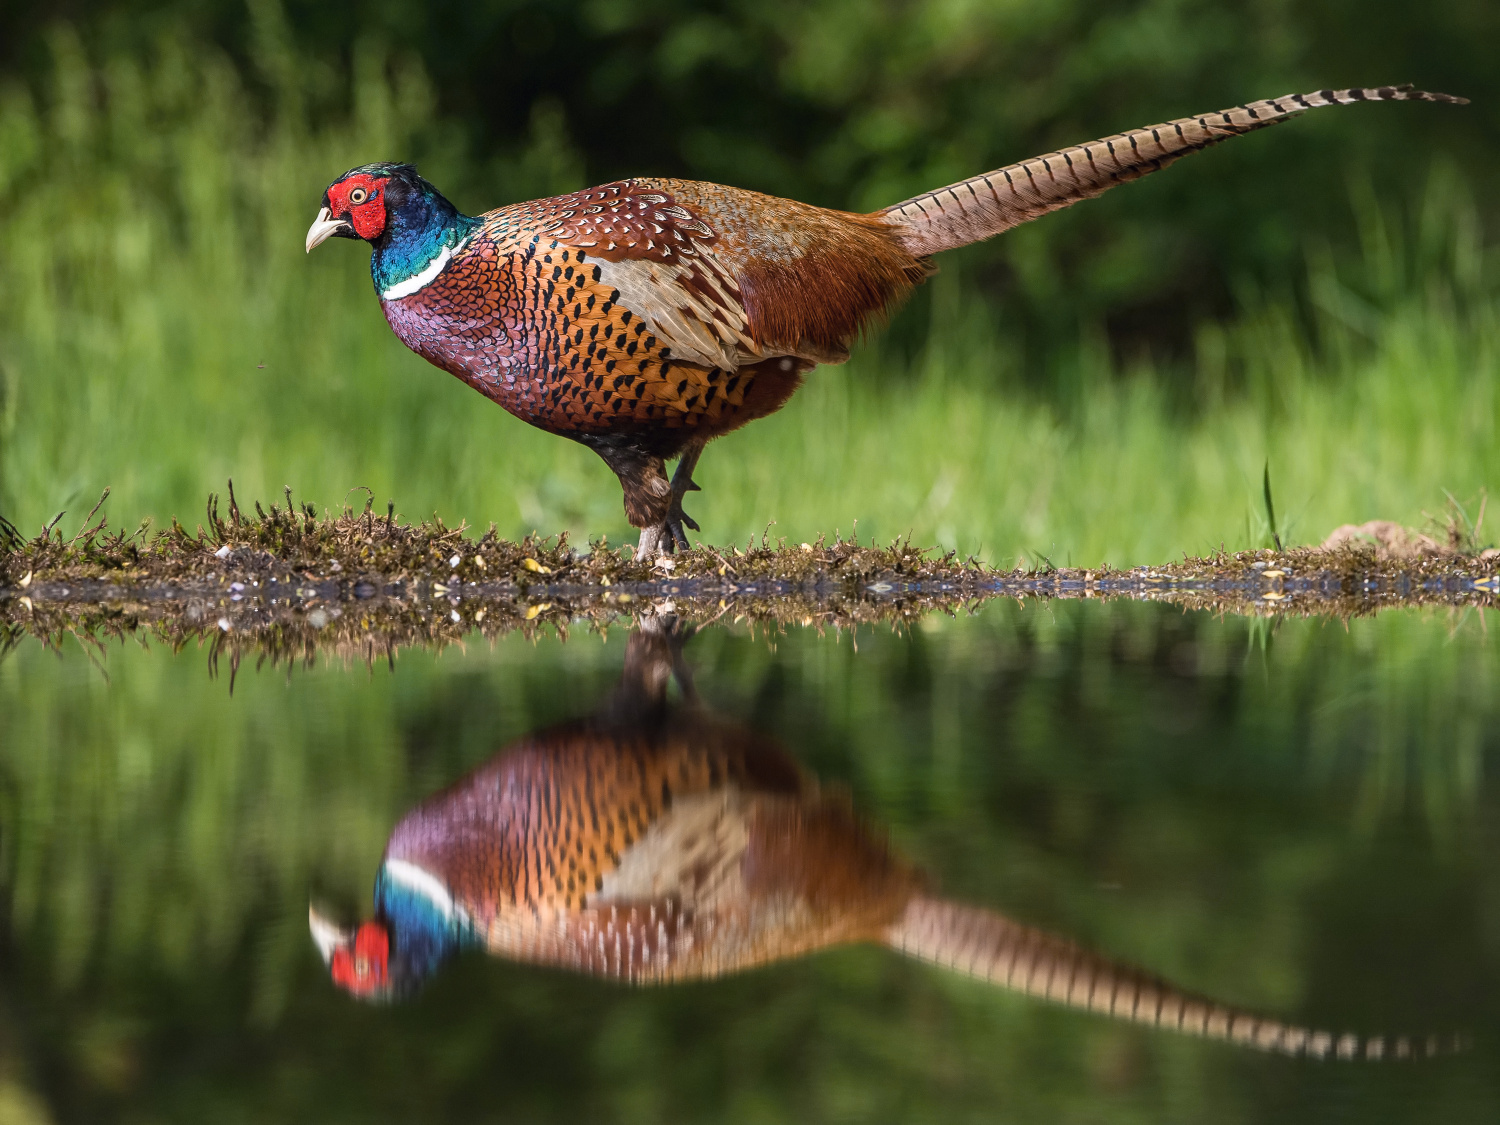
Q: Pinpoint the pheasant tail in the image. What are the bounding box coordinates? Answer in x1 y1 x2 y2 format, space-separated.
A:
881 85 1468 255
885 895 1462 1059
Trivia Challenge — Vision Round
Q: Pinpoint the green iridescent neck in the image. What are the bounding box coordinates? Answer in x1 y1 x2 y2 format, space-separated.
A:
372 186 482 300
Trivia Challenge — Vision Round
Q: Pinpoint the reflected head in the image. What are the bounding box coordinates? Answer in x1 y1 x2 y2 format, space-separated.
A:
309 907 396 1002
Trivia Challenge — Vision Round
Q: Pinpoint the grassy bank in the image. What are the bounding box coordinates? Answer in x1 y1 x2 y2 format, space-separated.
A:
1 29 1495 568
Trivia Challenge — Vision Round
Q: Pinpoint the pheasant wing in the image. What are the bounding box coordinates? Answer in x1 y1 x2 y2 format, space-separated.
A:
537 182 763 370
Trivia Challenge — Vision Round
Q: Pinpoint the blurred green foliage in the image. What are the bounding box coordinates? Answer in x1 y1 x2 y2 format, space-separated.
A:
4 0 1495 350
0 0 1495 561
1 605 1498 1122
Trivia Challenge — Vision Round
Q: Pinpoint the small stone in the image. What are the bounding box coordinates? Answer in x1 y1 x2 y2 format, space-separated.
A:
449 554 461 568
214 545 231 559
217 618 232 631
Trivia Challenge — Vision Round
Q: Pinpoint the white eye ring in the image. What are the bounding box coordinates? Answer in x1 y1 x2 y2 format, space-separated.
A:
349 187 368 205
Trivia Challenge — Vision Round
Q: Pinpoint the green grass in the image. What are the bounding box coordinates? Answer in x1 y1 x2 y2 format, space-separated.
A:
1 27 1495 569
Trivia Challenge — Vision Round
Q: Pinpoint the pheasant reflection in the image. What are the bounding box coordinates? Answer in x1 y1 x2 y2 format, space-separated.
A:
311 617 1438 1060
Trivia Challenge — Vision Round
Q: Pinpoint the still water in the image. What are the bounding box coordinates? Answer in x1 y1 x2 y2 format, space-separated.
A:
2 600 1498 1123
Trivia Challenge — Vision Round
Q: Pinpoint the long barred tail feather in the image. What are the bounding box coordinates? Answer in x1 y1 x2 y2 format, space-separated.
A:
886 896 1466 1060
880 85 1467 255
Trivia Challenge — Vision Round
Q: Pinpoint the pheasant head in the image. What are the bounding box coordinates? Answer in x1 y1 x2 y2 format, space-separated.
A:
306 163 481 300
309 911 395 1000
309 858 479 1001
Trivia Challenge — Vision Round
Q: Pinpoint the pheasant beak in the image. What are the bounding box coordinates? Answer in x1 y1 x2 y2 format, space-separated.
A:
305 207 351 253
308 903 354 965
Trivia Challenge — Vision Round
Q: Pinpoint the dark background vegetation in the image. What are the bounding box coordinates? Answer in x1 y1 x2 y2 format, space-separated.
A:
2 0 1494 370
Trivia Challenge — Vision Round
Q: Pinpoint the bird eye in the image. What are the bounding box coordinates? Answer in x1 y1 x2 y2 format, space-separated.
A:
349 188 368 205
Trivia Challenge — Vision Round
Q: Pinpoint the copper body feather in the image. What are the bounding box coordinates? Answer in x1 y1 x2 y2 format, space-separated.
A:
384 700 916 982
381 179 926 439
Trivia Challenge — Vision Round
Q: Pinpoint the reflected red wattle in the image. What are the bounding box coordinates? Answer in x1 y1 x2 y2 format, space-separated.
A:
330 921 390 993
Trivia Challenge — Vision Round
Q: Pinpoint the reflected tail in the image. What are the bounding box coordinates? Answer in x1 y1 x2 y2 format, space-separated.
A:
885 896 1462 1059
879 86 1466 256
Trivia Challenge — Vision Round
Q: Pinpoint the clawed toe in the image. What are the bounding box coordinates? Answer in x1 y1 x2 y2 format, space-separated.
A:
663 496 698 551
637 445 707 558
638 495 699 556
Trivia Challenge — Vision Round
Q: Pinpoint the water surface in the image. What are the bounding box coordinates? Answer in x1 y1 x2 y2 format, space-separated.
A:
2 600 1497 1123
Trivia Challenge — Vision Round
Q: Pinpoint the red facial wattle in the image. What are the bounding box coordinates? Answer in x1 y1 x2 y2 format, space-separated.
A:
329 921 391 994
327 174 390 241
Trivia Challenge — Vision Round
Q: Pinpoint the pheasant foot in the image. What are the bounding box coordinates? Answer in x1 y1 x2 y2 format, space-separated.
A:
637 446 703 557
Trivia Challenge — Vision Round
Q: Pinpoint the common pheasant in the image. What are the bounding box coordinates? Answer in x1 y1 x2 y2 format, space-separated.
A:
309 619 1456 1059
306 86 1463 555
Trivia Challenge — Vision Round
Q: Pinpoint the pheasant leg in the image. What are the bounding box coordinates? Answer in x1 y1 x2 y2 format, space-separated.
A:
638 443 704 557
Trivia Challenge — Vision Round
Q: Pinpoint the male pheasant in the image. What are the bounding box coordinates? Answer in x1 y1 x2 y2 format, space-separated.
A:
307 86 1463 555
309 619 1457 1059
